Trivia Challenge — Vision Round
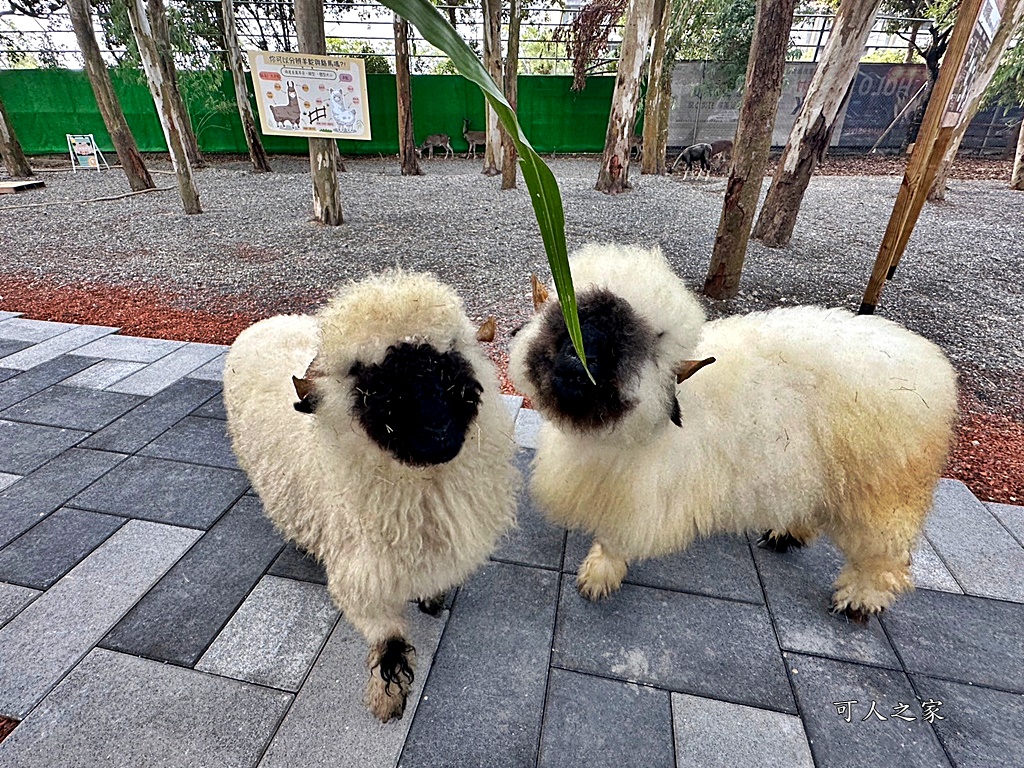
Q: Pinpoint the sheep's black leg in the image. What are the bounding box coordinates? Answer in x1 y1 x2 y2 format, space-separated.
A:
417 592 447 616
756 530 806 553
367 637 416 723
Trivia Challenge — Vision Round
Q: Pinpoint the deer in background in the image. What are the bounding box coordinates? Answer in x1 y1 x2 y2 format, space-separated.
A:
270 81 301 129
416 134 454 159
629 135 643 161
463 118 486 160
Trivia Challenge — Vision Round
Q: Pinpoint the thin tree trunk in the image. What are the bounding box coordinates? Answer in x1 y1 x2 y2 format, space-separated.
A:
641 0 670 174
753 0 881 247
0 93 33 177
927 0 1024 202
704 0 797 299
905 21 920 63
596 0 657 193
501 0 522 190
222 0 271 172
148 0 205 168
1012 117 1024 190
67 0 154 191
394 14 422 176
295 0 343 225
127 0 201 213
482 0 503 176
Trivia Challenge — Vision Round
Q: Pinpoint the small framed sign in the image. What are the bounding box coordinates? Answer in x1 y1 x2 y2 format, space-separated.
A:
66 134 110 172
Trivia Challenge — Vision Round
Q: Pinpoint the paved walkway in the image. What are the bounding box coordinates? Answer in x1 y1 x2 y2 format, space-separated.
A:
0 313 1022 768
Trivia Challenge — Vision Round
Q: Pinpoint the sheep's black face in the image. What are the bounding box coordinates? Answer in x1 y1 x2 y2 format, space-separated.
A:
350 343 482 467
525 289 656 430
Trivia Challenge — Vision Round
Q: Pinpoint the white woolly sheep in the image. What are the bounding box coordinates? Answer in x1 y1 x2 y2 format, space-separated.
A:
510 243 958 621
223 271 517 722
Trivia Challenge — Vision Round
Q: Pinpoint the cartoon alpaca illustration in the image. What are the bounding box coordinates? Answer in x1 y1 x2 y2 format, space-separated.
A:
330 89 358 131
270 81 301 128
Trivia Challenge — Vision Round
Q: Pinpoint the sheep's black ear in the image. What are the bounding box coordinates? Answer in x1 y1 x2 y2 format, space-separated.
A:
670 395 682 427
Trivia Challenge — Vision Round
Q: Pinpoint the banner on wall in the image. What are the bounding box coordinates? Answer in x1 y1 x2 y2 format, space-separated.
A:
247 50 371 140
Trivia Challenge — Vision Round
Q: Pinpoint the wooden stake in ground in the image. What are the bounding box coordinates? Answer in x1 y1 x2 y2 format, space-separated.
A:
860 0 987 314
394 14 422 177
595 0 657 193
928 0 1024 202
1013 118 1024 190
640 0 671 175
753 0 882 247
66 0 154 192
222 0 272 173
482 0 504 177
148 0 205 169
703 0 797 299
295 0 343 225
501 0 523 190
0 92 32 178
126 0 201 214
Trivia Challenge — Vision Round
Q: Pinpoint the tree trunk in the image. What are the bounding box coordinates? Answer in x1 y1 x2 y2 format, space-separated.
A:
0 93 33 177
1013 117 1024 190
482 0 503 176
640 0 670 175
148 0 204 168
905 21 920 63
596 0 657 193
222 0 271 173
67 0 154 192
394 14 422 176
927 0 1024 202
501 0 522 190
295 0 343 225
753 0 881 247
703 0 796 299
127 0 201 213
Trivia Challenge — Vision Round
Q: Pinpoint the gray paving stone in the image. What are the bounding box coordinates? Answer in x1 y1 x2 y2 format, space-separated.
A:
262 610 444 768
0 419 89 475
139 415 239 470
0 312 23 322
0 325 117 370
0 318 75 342
491 450 565 569
910 536 963 593
61 359 147 389
197 575 338 690
0 385 145 431
751 540 902 669
565 531 763 603
101 496 285 666
0 355 96 410
0 507 126 589
881 588 1024 693
501 393 524 421
0 520 202 718
106 342 226 396
186 353 227 382
83 377 222 454
552 579 795 713
925 479 1024 602
0 473 20 491
538 669 674 768
0 339 31 359
192 390 227 419
910 674 1024 768
0 368 17 384
0 448 125 549
787 653 952 768
72 333 186 362
0 582 38 629
399 562 558 768
672 692 814 768
0 648 291 768
267 543 327 585
514 406 543 449
73 455 249 529
988 501 1024 547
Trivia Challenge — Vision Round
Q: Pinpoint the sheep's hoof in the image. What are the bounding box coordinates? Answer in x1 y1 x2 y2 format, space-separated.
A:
367 638 416 723
417 593 447 616
829 602 878 625
756 530 805 553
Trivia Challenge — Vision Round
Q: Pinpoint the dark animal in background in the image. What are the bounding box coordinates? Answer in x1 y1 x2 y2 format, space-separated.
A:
709 139 733 173
416 133 454 159
671 143 712 178
629 135 644 161
462 118 486 160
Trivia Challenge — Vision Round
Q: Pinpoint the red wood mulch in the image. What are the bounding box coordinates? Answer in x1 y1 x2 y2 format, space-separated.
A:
0 716 17 743
0 275 1019 505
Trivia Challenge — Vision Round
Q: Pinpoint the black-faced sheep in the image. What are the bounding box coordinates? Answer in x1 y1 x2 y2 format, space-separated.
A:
223 271 517 722
510 244 958 621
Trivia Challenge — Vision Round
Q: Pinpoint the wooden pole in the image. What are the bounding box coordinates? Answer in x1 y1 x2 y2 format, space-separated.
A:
482 0 504 176
501 0 522 190
148 0 205 168
640 0 671 175
394 14 422 177
859 0 987 314
0 93 33 178
222 0 272 173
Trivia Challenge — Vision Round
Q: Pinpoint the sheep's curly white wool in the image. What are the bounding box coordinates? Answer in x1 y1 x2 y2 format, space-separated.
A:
223 270 517 721
510 243 958 619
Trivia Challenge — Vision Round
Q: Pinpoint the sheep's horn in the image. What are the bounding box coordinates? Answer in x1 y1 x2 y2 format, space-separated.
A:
531 273 549 310
476 316 497 342
674 357 716 384
293 375 315 401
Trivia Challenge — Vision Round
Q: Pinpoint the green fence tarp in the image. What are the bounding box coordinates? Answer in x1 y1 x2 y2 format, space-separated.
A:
0 68 616 156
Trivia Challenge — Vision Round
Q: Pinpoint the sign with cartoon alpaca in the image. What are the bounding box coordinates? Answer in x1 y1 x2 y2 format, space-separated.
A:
247 50 371 140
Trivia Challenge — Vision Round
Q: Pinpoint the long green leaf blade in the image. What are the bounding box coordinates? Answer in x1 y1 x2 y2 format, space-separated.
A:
375 0 590 379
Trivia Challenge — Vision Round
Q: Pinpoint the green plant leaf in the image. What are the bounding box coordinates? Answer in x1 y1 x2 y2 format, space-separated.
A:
375 0 591 380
